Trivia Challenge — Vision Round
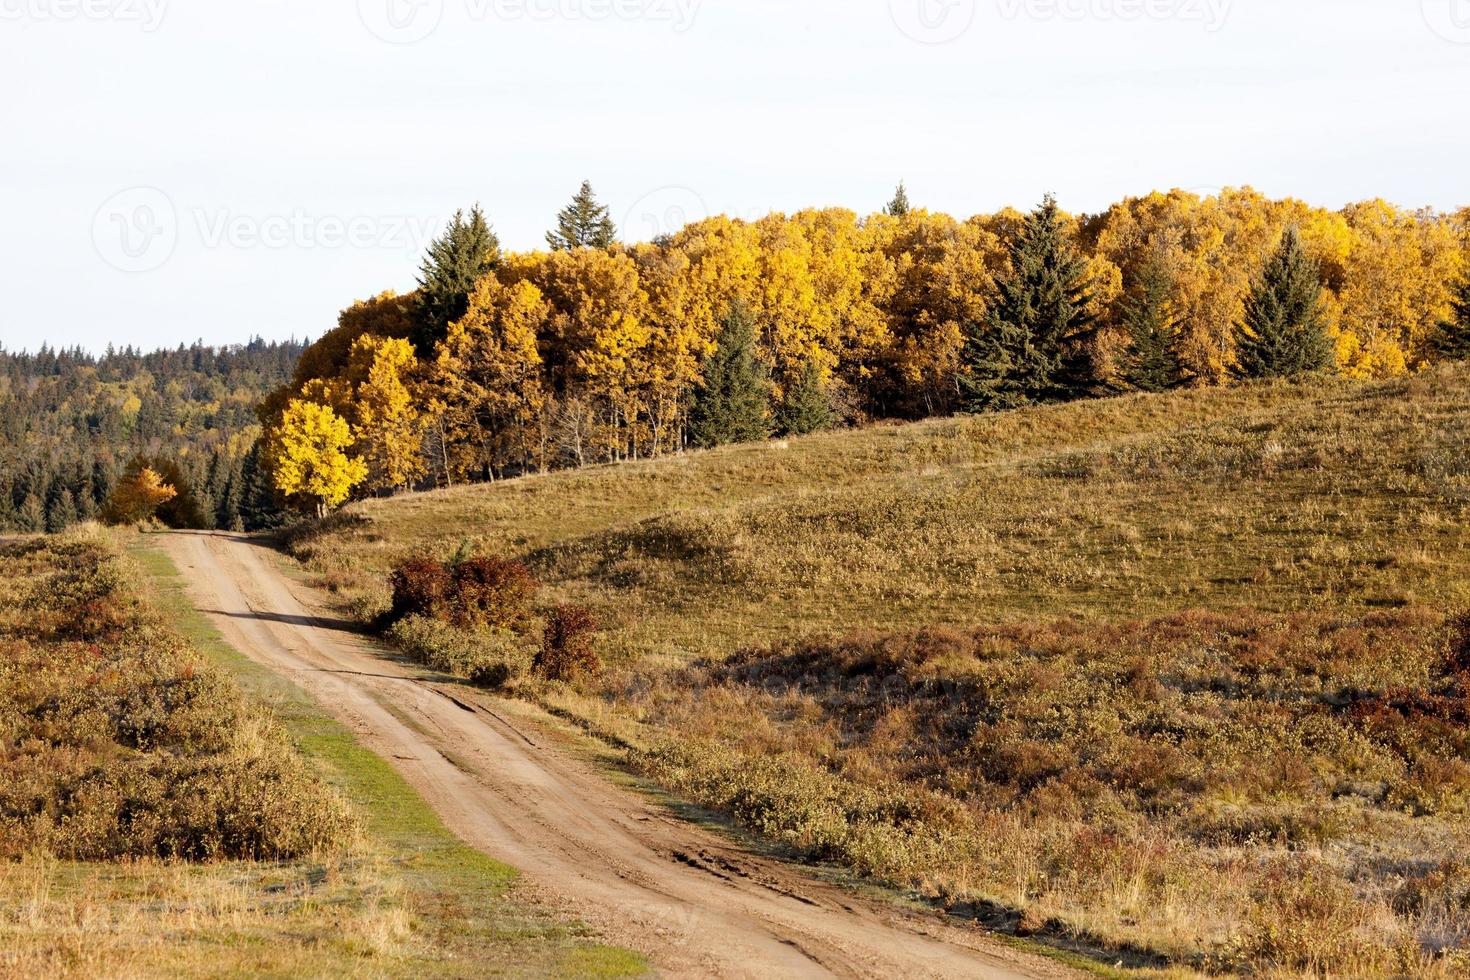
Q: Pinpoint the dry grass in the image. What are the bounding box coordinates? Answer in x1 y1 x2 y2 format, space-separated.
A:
301 366 1470 662
631 610 1470 975
295 364 1470 976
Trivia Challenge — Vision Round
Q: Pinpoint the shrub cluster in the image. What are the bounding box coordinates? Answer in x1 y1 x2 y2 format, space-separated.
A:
386 554 600 684
0 534 355 861
389 554 537 631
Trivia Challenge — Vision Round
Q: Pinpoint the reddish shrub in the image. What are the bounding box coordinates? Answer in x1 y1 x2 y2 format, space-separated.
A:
389 557 453 622
537 605 601 681
451 557 538 631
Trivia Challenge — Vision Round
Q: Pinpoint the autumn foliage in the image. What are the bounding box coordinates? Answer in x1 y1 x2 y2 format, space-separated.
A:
263 187 1470 506
387 554 538 633
102 463 177 525
537 605 600 681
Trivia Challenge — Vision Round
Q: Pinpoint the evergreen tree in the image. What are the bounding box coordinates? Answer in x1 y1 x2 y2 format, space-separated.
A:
546 180 616 251
885 181 912 217
17 493 44 533
412 206 501 356
1232 226 1334 379
1434 273 1470 361
45 489 77 533
777 360 833 436
239 442 285 532
91 457 116 508
1119 261 1188 393
216 456 246 531
688 303 773 449
961 194 1098 410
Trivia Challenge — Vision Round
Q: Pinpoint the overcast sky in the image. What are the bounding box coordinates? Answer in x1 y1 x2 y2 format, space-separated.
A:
1 0 1466 352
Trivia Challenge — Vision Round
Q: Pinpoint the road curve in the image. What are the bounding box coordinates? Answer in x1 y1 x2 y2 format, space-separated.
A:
160 531 1074 980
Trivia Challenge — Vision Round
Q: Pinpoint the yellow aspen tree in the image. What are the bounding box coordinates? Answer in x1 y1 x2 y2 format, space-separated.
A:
267 399 367 517
432 278 549 477
867 209 999 415
1337 201 1460 376
347 335 427 492
532 247 651 461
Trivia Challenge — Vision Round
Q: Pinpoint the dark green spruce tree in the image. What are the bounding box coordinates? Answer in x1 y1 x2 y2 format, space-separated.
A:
961 194 1098 410
777 360 834 436
1433 273 1470 361
688 303 773 449
546 180 617 251
215 455 246 531
1232 226 1334 379
412 205 501 356
885 181 912 217
1119 261 1188 393
238 442 285 532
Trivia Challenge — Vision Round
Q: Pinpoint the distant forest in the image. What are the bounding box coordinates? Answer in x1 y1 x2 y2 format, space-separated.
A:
0 340 303 533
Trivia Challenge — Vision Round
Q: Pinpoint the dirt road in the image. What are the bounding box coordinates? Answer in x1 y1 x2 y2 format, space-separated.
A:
161 531 1073 980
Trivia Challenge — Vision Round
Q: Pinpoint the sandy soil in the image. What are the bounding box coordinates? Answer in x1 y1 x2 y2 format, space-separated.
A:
161 531 1077 980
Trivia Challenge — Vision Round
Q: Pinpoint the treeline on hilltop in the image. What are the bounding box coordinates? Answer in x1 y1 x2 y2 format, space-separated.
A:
257 181 1470 514
0 339 302 534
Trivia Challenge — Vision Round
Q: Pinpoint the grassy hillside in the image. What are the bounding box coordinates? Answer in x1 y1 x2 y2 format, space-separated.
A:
303 364 1470 652
294 365 1470 977
0 531 645 978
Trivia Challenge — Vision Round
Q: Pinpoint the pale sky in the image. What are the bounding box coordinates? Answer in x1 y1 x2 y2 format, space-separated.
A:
1 0 1466 352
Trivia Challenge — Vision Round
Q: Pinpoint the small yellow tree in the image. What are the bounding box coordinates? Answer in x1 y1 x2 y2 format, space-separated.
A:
267 400 367 517
103 465 178 525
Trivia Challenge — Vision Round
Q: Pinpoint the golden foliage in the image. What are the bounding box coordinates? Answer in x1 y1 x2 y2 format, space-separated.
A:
266 400 366 515
102 465 177 525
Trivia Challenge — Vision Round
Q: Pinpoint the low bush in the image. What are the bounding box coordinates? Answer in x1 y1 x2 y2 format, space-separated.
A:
386 615 534 690
537 605 601 681
388 556 454 622
387 553 538 632
451 556 538 631
0 533 355 861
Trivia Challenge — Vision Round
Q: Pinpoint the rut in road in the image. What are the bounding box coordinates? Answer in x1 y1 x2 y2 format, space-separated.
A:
161 531 1073 980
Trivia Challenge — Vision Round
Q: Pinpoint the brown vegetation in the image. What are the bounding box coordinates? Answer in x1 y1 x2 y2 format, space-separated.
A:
0 532 353 861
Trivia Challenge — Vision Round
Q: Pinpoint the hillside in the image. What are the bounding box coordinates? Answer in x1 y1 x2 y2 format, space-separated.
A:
291 367 1470 976
302 364 1470 656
